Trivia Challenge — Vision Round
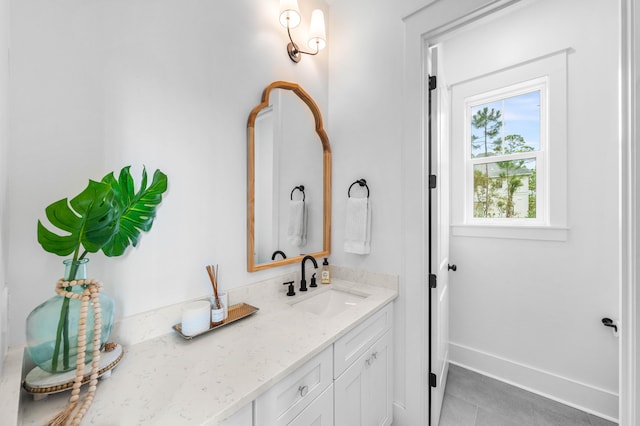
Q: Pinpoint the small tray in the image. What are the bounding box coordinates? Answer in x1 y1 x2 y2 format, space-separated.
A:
23 343 124 397
172 302 259 340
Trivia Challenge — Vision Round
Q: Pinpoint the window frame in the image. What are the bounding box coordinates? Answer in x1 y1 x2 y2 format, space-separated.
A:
449 50 568 241
464 78 548 226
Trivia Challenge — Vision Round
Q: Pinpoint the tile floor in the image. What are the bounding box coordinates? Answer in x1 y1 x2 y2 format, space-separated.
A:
439 364 618 426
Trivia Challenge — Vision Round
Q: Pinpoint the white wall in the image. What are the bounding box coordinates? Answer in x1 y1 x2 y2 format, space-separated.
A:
6 0 329 347
444 0 620 419
328 0 436 424
0 0 9 376
326 0 404 412
328 0 409 272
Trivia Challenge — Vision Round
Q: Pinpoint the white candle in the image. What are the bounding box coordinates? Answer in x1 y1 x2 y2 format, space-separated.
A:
181 301 211 336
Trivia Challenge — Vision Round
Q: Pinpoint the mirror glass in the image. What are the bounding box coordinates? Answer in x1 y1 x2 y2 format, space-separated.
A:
247 81 331 271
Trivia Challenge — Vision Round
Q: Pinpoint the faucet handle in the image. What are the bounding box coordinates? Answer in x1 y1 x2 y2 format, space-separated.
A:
283 281 295 296
310 273 317 288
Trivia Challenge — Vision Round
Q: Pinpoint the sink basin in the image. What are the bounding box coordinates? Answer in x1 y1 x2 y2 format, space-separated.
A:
292 289 366 317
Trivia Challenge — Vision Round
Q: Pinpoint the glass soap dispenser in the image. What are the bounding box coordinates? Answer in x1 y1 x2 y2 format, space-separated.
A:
321 258 331 284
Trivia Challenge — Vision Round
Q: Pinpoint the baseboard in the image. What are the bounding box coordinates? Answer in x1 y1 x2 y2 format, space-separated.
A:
449 342 619 422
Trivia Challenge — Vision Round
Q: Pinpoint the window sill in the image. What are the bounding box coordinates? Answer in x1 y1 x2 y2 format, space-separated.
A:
451 224 568 241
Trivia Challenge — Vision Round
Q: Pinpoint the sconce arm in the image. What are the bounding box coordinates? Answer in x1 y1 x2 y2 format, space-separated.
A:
286 25 320 63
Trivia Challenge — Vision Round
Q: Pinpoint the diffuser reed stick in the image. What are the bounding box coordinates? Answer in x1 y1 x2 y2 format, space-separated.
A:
206 264 221 309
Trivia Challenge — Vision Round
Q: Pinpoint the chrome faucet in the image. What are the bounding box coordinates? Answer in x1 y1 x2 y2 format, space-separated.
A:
300 255 318 292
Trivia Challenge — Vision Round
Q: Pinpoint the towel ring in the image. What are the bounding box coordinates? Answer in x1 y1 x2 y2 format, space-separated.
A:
348 179 369 198
290 185 305 201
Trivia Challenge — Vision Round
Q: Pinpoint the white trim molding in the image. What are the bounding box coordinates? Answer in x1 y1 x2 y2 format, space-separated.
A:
620 0 638 425
451 225 568 241
450 342 619 422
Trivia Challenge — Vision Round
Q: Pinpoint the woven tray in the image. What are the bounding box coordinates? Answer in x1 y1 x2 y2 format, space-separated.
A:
23 343 124 396
172 302 259 340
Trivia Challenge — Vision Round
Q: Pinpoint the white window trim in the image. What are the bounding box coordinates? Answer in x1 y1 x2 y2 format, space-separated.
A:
464 77 547 226
450 49 569 241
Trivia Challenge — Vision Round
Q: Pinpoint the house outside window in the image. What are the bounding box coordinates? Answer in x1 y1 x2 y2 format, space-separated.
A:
466 82 545 223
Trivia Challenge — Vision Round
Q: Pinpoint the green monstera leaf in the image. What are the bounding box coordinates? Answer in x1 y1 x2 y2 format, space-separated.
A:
37 166 168 259
37 180 120 257
100 167 168 257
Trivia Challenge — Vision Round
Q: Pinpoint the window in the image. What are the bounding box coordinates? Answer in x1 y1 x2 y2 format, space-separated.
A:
450 51 568 241
466 80 545 223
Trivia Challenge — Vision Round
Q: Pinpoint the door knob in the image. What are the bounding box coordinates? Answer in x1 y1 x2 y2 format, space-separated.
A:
447 264 457 271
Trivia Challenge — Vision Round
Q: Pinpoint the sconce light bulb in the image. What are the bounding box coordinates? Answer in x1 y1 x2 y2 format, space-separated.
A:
307 9 326 51
279 0 301 28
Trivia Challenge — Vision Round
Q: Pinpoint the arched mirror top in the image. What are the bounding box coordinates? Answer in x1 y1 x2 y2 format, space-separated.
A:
247 81 331 272
248 81 331 153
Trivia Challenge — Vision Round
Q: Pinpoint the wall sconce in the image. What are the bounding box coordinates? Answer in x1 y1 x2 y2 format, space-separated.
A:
279 0 326 63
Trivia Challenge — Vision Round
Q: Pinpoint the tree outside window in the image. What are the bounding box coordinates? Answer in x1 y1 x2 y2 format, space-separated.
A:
469 90 540 219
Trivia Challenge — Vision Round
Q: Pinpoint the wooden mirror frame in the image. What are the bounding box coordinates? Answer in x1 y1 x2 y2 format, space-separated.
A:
247 81 331 272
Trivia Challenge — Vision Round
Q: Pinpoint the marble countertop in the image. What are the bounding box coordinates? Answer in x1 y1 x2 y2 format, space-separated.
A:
5 267 397 425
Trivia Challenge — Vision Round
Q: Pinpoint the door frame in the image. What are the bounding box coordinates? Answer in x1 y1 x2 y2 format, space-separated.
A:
401 0 636 424
620 0 637 423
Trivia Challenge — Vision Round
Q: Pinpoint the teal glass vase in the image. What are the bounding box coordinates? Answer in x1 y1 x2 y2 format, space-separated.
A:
25 259 115 374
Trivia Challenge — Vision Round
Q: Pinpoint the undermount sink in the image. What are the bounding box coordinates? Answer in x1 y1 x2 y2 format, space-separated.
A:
292 288 367 317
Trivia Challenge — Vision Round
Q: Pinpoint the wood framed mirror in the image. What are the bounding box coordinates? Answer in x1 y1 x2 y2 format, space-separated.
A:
247 81 331 272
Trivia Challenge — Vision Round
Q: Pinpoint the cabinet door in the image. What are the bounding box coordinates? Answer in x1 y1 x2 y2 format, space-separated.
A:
334 330 392 426
366 330 392 426
288 384 334 426
334 354 365 426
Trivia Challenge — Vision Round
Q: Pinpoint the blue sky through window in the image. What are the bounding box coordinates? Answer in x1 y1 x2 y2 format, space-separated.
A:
470 91 540 157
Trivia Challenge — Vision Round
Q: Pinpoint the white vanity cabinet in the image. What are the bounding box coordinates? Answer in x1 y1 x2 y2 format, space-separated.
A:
255 345 333 426
254 303 394 426
334 303 393 426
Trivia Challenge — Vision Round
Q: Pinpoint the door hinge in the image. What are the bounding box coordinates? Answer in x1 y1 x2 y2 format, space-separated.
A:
429 75 437 91
430 372 437 387
429 174 437 189
429 274 437 289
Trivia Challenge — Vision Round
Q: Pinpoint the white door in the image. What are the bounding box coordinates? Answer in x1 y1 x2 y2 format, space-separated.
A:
428 45 451 426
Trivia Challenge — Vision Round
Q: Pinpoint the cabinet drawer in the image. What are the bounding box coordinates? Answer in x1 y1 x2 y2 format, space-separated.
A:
334 303 393 377
288 384 334 426
255 345 333 426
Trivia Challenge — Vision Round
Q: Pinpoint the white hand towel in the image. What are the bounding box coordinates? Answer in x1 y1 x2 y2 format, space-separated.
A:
288 200 307 247
344 197 371 254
